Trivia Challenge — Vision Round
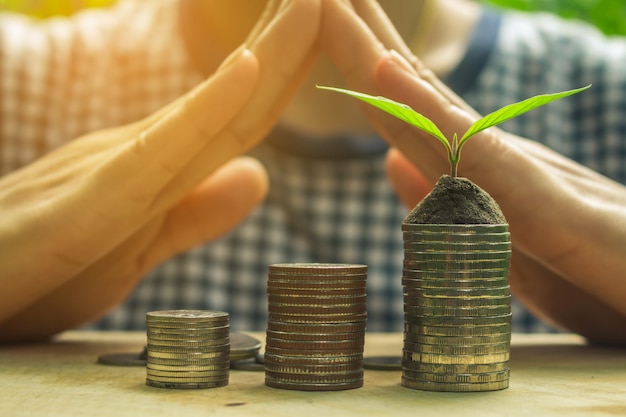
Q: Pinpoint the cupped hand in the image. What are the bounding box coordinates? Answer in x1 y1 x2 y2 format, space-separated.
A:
0 0 321 342
322 0 626 344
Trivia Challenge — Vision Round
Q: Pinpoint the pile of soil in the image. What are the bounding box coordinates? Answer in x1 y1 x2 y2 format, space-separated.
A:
404 175 506 225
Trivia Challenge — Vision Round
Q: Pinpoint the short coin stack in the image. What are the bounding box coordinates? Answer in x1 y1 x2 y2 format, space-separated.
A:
145 310 230 389
401 224 512 392
265 263 368 391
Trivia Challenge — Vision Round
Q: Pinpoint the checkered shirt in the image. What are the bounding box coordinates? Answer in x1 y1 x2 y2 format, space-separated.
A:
1 2 624 333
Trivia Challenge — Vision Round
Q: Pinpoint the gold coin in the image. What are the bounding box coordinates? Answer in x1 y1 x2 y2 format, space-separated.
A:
402 369 510 384
404 323 510 337
403 251 511 261
402 278 509 290
403 333 511 346
404 305 511 317
403 314 512 327
266 321 367 334
401 224 508 233
269 263 367 275
403 350 510 365
403 295 511 308
404 241 511 251
401 376 508 392
266 329 365 342
146 379 228 389
264 352 363 365
403 341 510 355
401 360 509 374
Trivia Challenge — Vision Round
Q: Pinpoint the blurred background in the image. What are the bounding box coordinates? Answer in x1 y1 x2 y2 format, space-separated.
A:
0 0 625 36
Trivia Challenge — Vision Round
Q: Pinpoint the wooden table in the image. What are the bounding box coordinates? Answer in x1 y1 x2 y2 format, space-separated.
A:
1 331 625 417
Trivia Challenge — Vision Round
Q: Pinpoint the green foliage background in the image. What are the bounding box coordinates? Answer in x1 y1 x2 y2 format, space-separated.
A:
0 0 624 36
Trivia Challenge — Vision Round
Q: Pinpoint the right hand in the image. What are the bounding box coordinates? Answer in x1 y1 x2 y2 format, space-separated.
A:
0 0 321 342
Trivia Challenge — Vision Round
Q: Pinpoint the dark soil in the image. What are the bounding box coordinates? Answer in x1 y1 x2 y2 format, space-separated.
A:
403 175 506 225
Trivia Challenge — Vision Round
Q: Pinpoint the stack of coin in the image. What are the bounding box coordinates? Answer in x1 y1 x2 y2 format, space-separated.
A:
145 310 230 389
401 224 512 392
265 263 368 391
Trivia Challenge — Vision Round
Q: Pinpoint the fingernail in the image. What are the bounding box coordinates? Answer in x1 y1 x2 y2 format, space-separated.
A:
388 49 418 75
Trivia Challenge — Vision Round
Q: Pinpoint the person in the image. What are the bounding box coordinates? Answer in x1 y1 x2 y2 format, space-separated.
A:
0 0 625 344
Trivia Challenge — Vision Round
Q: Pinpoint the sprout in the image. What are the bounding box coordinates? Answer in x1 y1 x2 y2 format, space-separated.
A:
317 84 590 177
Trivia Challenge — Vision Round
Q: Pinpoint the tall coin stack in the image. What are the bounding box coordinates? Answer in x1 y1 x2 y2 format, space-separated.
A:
145 310 230 389
401 224 512 392
265 263 368 391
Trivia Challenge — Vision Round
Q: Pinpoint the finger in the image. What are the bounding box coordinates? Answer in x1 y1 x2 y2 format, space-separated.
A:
142 156 269 269
510 251 626 345
385 147 431 208
93 46 260 215
146 0 321 211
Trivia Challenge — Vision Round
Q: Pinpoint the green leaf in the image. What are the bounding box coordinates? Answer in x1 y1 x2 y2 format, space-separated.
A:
459 84 591 145
316 85 450 152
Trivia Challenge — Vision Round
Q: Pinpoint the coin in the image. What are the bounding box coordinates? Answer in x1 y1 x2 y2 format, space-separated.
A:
403 259 511 271
147 363 231 372
269 263 367 275
268 312 368 323
401 360 509 374
264 345 364 358
402 369 510 383
403 323 511 337
403 341 510 355
403 350 510 364
403 314 512 327
265 337 365 351
264 362 364 375
264 352 363 365
401 377 509 392
403 269 509 279
146 380 228 389
403 241 511 251
403 332 511 346
146 368 229 378
266 329 365 342
401 235 510 245
266 321 367 334
146 310 229 323
363 356 402 370
405 286 511 298
403 251 511 261
401 224 509 233
402 278 509 289
403 294 511 308
404 305 511 317
264 378 363 391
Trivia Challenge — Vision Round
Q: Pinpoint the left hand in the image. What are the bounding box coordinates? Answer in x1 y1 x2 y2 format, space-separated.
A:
320 0 626 344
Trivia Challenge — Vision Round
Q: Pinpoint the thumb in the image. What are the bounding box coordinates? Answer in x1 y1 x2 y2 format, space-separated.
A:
143 156 269 268
385 147 432 209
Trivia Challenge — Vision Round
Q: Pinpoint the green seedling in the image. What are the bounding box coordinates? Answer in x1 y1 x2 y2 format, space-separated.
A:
317 84 590 177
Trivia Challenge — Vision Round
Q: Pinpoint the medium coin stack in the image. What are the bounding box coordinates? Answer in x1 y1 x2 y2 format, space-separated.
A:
401 224 512 392
145 310 230 389
265 263 368 391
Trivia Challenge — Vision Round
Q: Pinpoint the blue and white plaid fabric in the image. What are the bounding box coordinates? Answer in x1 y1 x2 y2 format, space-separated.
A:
2 2 623 333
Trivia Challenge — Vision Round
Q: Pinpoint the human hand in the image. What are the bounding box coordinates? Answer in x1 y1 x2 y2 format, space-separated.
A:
0 0 321 342
322 0 626 344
